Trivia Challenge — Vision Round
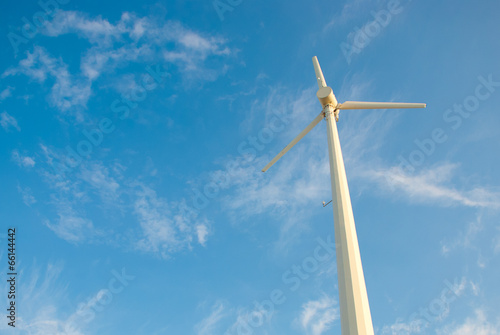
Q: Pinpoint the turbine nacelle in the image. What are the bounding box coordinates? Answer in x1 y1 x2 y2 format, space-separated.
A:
316 86 338 108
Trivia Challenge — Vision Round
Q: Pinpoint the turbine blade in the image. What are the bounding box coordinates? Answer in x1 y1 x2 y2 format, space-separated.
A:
312 56 327 88
338 101 426 110
262 111 324 172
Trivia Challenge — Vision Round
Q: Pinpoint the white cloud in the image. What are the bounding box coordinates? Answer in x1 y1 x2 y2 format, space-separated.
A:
381 277 469 335
195 301 228 335
196 224 209 246
134 186 180 256
297 295 339 335
470 281 480 296
42 10 231 82
45 203 95 243
3 47 91 114
364 163 500 209
494 233 500 254
380 319 420 335
12 150 35 167
133 184 209 258
17 185 37 206
37 143 210 255
323 0 373 31
79 163 121 201
438 309 500 335
3 11 231 117
35 145 99 243
0 262 85 335
441 214 483 255
81 43 153 81
111 73 145 96
0 86 14 101
0 261 134 335
0 112 20 131
43 11 127 45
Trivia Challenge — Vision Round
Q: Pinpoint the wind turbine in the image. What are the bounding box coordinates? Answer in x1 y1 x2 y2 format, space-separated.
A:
262 56 426 335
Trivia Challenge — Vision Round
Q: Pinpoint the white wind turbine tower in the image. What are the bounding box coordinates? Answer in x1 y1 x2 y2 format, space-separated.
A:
262 56 426 335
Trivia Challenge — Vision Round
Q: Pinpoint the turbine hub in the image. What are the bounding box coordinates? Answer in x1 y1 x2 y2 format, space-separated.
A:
316 86 338 108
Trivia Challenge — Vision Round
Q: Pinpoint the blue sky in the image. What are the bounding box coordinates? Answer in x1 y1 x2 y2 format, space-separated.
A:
1 0 499 334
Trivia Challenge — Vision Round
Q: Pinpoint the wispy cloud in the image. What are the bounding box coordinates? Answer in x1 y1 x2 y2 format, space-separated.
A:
437 309 500 335
35 141 210 256
3 47 91 116
12 150 35 167
43 11 231 82
494 232 500 255
44 200 96 243
195 301 228 335
3 10 232 117
133 184 209 258
0 260 134 335
381 277 469 334
196 223 209 247
364 164 500 209
441 214 483 255
17 185 37 206
323 0 373 32
0 86 14 101
133 185 182 256
296 295 339 335
381 319 419 335
79 163 121 202
0 261 83 335
0 112 20 131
